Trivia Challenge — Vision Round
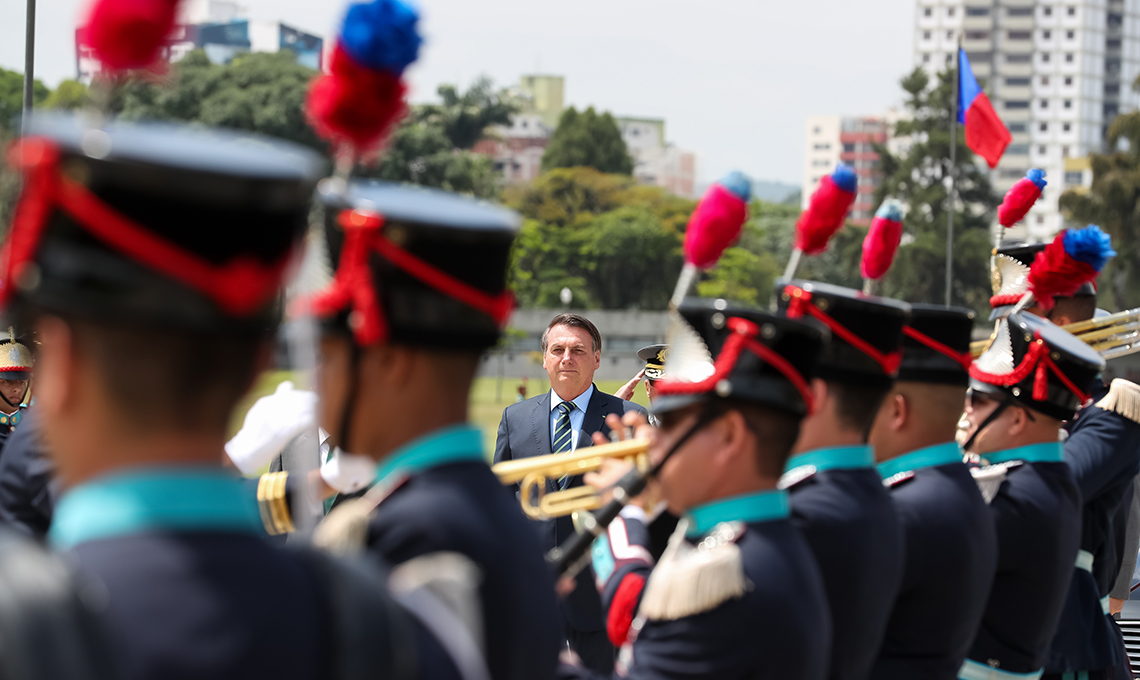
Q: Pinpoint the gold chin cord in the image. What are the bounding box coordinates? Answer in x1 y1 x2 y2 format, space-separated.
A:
491 438 651 520
970 307 1140 360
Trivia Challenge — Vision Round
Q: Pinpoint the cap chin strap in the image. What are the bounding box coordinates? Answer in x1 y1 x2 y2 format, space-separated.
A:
334 342 363 457
0 386 24 413
962 399 1010 455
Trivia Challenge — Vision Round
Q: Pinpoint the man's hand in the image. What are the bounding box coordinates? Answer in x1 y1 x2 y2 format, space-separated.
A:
613 369 646 401
584 412 657 510
1111 596 1125 616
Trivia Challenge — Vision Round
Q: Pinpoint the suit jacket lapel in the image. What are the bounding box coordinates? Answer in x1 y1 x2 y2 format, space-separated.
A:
531 391 552 458
580 385 609 449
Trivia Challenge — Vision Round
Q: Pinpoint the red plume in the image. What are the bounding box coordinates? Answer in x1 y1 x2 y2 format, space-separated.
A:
306 45 408 152
82 0 181 72
684 182 748 269
997 169 1047 228
795 167 857 255
860 200 904 280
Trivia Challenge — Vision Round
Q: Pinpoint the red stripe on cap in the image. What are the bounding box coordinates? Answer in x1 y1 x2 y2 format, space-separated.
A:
783 285 902 376
903 326 974 372
968 330 1090 404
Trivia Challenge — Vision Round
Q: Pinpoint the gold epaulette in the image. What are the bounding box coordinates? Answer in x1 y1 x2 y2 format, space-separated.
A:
257 471 295 536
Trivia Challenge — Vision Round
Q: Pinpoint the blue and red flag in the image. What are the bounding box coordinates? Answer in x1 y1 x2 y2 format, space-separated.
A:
958 49 1011 169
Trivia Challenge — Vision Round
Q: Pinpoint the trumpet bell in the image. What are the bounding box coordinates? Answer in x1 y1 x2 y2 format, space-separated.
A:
970 307 1140 361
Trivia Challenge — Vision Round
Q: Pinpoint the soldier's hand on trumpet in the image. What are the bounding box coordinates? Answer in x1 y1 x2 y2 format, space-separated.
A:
585 412 660 510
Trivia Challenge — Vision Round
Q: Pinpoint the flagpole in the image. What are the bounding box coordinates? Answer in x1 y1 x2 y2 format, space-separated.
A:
945 41 960 308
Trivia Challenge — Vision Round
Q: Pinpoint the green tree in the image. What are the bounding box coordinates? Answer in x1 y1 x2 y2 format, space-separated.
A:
1059 104 1140 310
581 207 683 309
357 120 501 199
416 77 519 150
0 67 49 133
541 107 633 175
870 67 999 316
43 80 89 110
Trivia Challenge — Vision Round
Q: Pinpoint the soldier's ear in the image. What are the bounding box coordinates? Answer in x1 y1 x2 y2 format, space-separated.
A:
890 393 908 433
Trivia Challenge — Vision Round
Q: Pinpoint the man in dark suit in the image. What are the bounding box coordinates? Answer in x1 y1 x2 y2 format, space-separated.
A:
494 313 645 673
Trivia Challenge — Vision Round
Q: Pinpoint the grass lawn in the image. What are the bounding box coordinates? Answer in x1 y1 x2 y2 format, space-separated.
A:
233 372 651 457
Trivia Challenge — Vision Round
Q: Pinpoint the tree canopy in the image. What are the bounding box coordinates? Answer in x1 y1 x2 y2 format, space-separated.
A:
0 67 48 133
541 107 633 175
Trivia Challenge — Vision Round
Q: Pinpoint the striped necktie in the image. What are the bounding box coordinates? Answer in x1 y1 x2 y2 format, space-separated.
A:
554 401 577 490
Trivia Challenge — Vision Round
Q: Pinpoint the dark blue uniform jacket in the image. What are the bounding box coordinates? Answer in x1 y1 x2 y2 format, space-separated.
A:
965 442 1081 676
1046 382 1140 673
560 488 830 680
784 445 905 680
367 425 563 680
870 442 998 680
0 408 55 537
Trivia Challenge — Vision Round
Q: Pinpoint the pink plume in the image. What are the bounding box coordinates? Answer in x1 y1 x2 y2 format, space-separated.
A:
861 200 904 280
795 166 857 255
683 173 750 269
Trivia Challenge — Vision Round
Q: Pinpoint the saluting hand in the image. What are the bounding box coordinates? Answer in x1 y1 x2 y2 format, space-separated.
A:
613 369 646 401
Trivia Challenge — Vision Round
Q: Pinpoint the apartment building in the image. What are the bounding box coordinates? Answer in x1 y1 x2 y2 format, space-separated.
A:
802 114 896 225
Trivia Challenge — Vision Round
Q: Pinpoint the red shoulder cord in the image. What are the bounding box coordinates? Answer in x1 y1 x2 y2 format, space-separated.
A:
655 316 816 414
968 331 1091 404
989 293 1022 309
903 326 974 372
307 209 515 346
783 285 902 376
0 138 293 316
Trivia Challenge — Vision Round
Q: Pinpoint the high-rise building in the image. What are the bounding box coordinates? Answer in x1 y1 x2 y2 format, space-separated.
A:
617 117 698 198
518 75 566 129
914 0 1140 241
802 113 897 225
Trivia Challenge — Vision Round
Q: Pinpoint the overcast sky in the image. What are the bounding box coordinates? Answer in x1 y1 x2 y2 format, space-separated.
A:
1 0 917 185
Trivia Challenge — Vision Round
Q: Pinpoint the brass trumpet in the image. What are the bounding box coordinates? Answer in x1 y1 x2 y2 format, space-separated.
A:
970 307 1140 360
492 438 651 520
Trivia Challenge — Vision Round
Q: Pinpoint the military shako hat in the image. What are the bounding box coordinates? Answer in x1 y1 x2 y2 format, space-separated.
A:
312 179 519 351
651 298 824 418
774 279 910 389
637 344 667 381
990 242 1096 320
898 304 975 386
970 311 1105 421
0 327 33 382
1 113 325 333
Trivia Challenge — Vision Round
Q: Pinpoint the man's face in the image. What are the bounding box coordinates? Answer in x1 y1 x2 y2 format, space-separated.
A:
542 325 599 400
644 379 658 402
651 405 720 514
0 378 28 413
962 389 1014 454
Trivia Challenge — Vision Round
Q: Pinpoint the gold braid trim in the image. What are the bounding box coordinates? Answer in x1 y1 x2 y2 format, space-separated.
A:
257 472 294 535
1096 379 1140 425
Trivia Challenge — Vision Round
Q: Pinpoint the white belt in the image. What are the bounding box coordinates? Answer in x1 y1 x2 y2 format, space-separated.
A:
959 659 1043 680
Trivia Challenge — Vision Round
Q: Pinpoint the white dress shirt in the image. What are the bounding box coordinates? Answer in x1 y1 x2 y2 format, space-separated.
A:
549 384 594 454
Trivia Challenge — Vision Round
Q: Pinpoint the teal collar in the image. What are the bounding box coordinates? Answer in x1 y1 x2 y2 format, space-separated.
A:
50 467 263 549
784 445 874 474
984 441 1064 465
683 489 789 537
876 441 963 480
373 424 486 487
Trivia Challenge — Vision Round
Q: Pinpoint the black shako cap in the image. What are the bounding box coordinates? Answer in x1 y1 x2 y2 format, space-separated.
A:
899 304 976 386
11 113 325 334
990 241 1097 320
651 298 825 418
320 179 520 351
971 311 1105 421
774 279 911 390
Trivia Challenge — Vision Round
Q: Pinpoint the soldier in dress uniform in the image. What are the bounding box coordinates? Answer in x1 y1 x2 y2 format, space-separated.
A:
0 114 445 680
960 311 1096 679
265 179 564 680
563 298 831 679
0 326 33 448
773 279 908 680
866 305 998 679
988 242 1140 680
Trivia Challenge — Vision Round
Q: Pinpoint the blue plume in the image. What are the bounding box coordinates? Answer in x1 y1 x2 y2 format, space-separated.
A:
1063 225 1116 272
875 198 903 222
1026 168 1047 191
832 164 857 193
340 0 422 75
718 171 752 202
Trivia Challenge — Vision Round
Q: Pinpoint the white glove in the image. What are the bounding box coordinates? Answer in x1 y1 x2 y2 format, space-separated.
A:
320 448 377 494
225 381 318 475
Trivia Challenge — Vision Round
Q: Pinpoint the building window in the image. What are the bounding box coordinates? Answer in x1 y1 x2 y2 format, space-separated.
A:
946 53 953 63
1040 99 1049 108
1006 77 1031 86
843 143 856 152
1066 30 1075 39
947 30 954 39
1064 99 1072 108
1067 6 1076 15
1000 168 1028 178
924 7 932 16
1043 30 1052 39
966 31 990 40
1042 76 1050 85
1063 123 1071 132
1008 53 1032 63
1065 53 1074 62
1010 123 1028 132
1038 215 1046 225
1006 100 1031 109
813 126 821 134
814 143 831 151
1064 76 1072 85
1008 144 1031 155
1044 6 1053 15
1065 171 1083 184
1010 6 1033 15
1062 146 1070 157
966 6 990 15
1009 31 1032 40
1040 122 1049 131
1039 145 1048 154
924 30 932 40
968 52 992 62
1106 83 1120 95
1108 39 1122 49
1043 53 1051 62
948 7 955 15
923 53 931 63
